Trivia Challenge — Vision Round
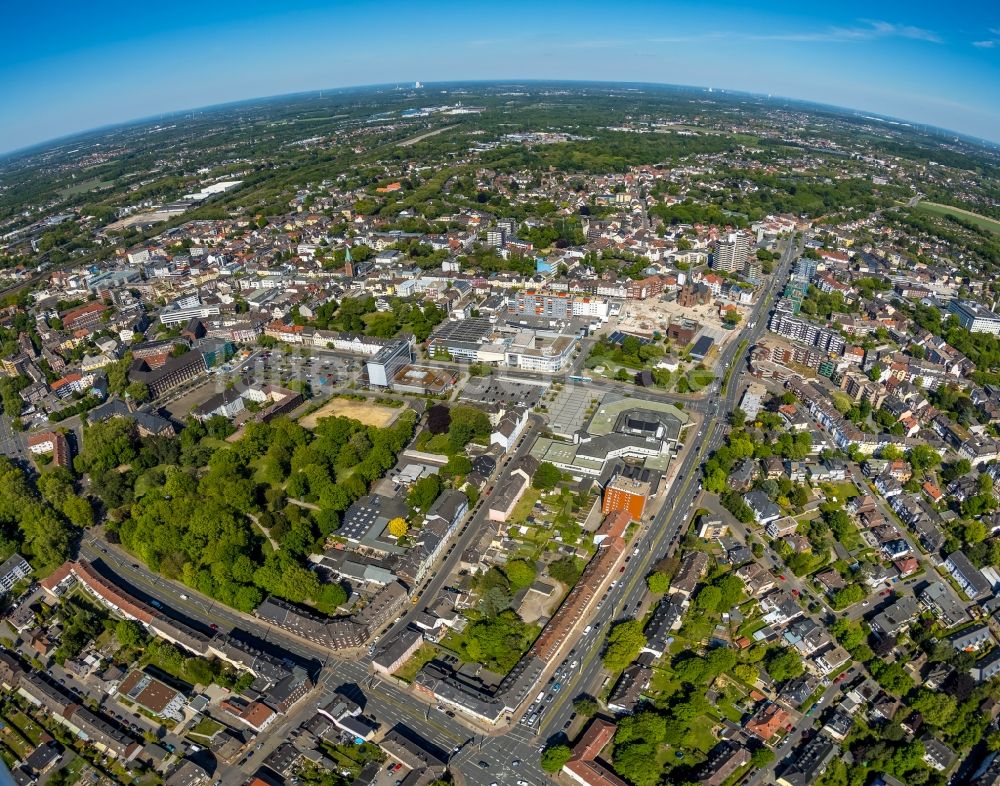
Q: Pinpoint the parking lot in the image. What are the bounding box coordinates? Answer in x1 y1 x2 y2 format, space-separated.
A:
460 376 546 409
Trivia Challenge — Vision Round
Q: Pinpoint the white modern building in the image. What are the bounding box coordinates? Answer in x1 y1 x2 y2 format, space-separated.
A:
949 299 1000 335
0 554 31 593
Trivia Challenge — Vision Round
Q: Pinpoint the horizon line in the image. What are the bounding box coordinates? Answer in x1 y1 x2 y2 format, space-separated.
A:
2 77 998 162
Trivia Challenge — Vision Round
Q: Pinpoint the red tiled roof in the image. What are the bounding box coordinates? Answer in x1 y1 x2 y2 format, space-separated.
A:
50 373 82 391
62 302 106 323
241 701 275 728
574 719 616 760
40 561 73 592
745 704 789 741
564 719 629 786
596 510 631 540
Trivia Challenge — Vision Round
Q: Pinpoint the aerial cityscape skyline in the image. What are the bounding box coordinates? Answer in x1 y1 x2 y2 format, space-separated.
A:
1 0 999 154
1 4 1000 785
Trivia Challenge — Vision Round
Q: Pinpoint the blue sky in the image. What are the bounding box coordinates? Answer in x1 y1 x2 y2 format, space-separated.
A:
1 0 998 154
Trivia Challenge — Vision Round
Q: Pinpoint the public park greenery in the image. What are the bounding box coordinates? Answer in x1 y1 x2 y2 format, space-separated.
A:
72 410 417 613
0 457 74 574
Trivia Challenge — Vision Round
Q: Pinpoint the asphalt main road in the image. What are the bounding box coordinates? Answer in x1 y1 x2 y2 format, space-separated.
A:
0 413 27 462
529 237 801 744
74 238 802 785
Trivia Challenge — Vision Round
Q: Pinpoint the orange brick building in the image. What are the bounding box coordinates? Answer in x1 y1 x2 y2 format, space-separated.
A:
601 476 650 521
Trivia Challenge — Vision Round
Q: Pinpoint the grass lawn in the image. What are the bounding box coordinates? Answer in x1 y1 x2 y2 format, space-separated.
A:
821 482 859 502
393 644 437 683
917 201 1000 235
716 696 745 723
0 734 30 760
6 711 44 746
684 715 720 752
187 717 224 739
199 437 233 451
0 745 18 769
509 488 542 525
649 666 681 697
686 369 716 392
438 630 467 660
794 510 820 525
140 649 198 688
736 618 766 640
414 430 452 454
60 755 87 782
57 177 112 198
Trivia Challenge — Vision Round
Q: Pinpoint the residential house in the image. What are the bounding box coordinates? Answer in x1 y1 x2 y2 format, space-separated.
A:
945 551 993 600
698 742 751 786
870 595 919 637
775 734 837 786
744 490 780 525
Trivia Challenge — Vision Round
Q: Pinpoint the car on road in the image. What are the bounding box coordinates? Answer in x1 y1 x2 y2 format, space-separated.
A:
478 761 489 769
210 623 218 630
778 575 786 581
552 682 561 692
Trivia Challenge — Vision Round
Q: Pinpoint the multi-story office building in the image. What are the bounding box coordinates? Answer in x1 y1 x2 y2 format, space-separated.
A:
366 338 415 387
504 332 577 372
949 299 1000 334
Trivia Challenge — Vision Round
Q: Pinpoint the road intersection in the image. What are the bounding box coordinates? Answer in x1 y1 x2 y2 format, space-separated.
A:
72 237 800 785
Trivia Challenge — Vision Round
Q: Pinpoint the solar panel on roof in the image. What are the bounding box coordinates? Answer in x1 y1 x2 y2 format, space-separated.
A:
607 330 655 347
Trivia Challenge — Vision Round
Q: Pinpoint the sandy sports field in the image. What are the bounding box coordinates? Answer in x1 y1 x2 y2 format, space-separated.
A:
299 397 401 429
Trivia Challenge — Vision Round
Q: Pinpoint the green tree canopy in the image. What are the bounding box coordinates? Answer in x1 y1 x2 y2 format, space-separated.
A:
532 462 563 490
603 619 647 671
540 744 572 773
